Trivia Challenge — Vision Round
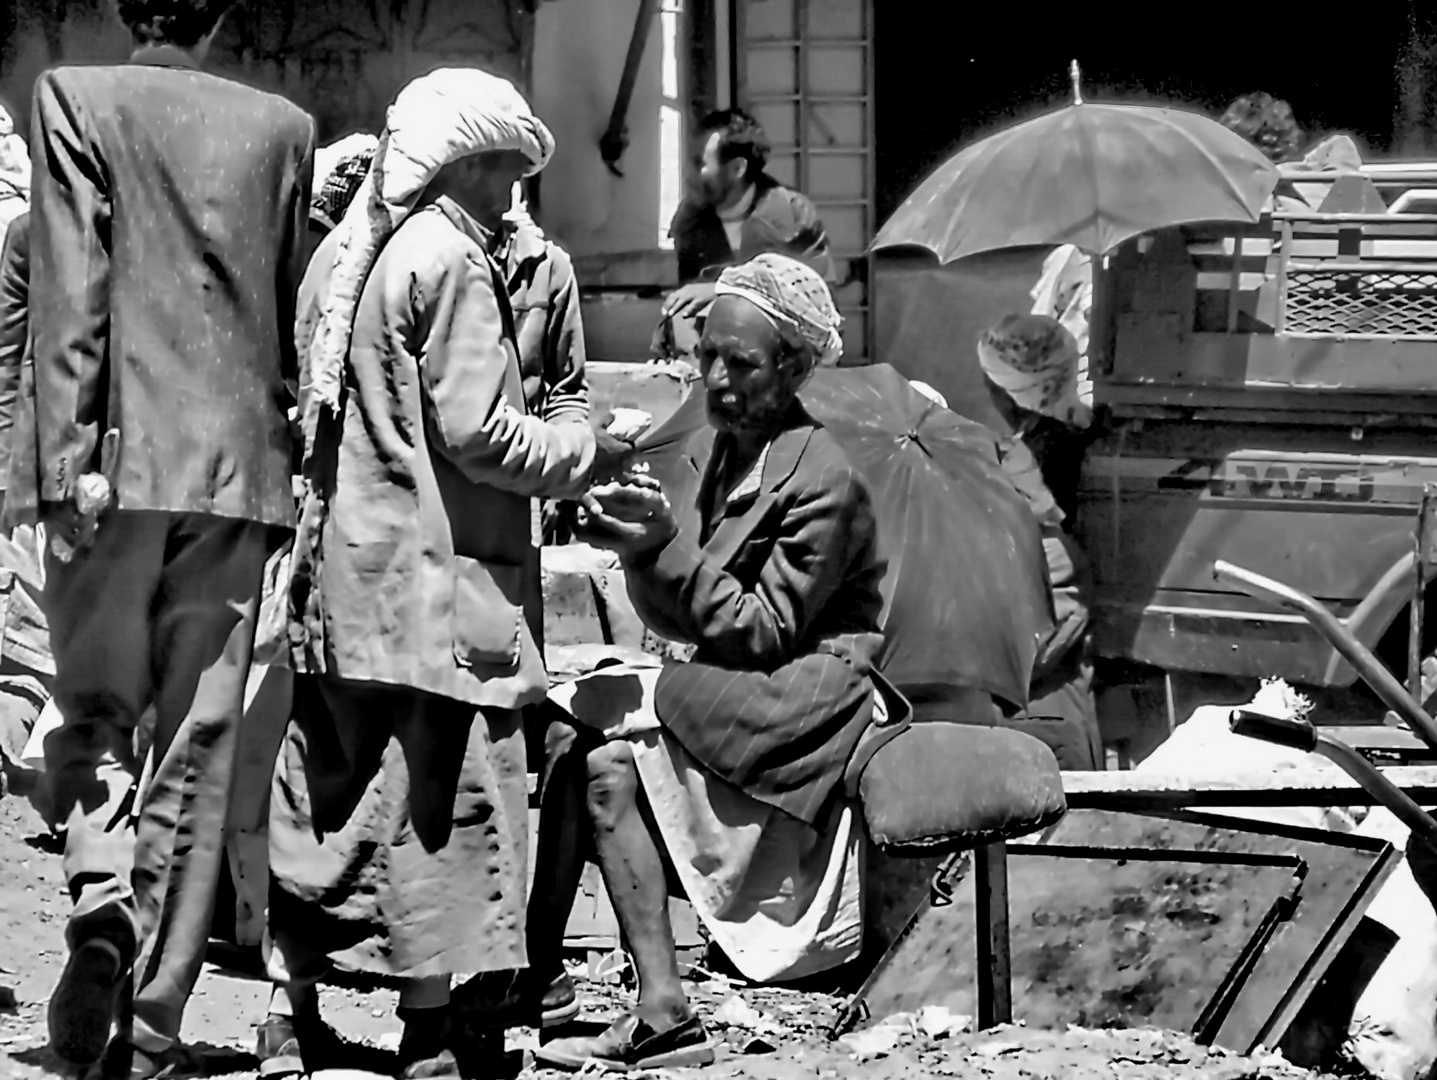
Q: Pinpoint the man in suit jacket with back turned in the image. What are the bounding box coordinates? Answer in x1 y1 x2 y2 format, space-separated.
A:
24 1 313 1074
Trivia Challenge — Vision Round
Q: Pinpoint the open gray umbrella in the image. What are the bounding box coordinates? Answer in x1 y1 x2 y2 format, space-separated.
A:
636 364 1053 711
873 64 1278 264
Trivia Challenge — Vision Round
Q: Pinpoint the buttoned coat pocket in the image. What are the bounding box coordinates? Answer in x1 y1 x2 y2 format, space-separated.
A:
452 555 525 668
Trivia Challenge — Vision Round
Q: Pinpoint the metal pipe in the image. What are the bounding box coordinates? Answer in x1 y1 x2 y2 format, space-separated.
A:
599 0 662 177
1411 490 1433 701
1273 211 1437 223
1213 559 1437 752
1230 709 1437 853
1312 732 1437 853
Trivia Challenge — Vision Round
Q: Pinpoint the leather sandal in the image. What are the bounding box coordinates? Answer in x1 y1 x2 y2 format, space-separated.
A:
534 1013 715 1072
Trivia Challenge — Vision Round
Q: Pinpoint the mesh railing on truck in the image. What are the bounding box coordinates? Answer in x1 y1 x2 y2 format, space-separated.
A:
1284 263 1437 337
1181 214 1437 339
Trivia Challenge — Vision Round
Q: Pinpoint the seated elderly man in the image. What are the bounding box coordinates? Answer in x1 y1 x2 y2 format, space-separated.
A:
525 254 902 1071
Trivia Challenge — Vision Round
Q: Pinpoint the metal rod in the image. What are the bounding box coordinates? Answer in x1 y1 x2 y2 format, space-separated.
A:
1311 733 1437 852
1274 220 1292 335
1273 211 1437 223
1283 260 1437 273
974 843 1012 1029
1213 559 1437 751
1412 491 1431 701
599 0 662 176
1279 171 1437 184
1007 843 1304 868
1226 234 1244 334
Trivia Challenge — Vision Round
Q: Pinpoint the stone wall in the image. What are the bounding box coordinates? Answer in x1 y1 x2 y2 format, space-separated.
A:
1 0 530 145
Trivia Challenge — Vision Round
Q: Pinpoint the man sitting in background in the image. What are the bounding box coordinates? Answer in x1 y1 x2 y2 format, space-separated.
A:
653 109 835 362
1220 92 1303 163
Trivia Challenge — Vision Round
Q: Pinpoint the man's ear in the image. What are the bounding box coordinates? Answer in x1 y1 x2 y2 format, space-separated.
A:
778 346 813 386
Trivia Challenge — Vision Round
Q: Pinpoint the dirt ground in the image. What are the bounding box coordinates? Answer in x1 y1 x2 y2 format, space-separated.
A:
0 794 1355 1080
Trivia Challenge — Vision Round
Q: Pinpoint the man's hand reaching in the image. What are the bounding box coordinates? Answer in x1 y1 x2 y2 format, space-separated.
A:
575 471 677 561
660 282 717 322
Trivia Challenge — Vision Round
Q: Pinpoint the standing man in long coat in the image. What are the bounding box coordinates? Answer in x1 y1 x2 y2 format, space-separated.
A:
24 2 314 1076
261 69 594 1080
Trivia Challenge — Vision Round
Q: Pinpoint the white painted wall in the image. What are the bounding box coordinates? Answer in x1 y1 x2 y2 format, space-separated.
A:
532 0 673 260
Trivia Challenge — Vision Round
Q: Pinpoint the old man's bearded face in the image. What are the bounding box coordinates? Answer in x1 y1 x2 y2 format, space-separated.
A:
698 295 809 438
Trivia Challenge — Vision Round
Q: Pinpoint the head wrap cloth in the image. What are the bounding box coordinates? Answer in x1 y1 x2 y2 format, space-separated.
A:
977 313 1092 429
713 253 844 368
311 133 379 228
301 68 554 465
0 103 31 231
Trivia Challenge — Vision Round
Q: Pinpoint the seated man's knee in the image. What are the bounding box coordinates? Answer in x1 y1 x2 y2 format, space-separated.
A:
585 742 638 824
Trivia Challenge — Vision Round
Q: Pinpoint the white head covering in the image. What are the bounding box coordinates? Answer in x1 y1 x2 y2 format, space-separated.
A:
301 68 554 464
977 313 1092 429
713 253 844 368
0 104 30 230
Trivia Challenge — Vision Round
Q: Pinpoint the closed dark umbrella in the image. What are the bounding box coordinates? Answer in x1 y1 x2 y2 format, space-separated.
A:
636 364 1053 711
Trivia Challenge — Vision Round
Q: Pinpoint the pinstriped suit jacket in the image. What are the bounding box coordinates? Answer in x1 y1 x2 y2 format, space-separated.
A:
629 414 904 826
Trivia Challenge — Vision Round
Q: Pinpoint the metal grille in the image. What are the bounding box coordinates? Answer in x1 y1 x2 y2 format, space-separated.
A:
1285 268 1437 337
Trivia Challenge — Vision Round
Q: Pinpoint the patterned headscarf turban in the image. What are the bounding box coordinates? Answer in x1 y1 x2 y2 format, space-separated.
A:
300 68 555 469
977 313 1092 429
714 253 843 368
311 133 378 229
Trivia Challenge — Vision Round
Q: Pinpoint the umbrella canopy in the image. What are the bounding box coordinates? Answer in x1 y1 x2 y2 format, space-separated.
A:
635 364 1053 711
873 101 1278 264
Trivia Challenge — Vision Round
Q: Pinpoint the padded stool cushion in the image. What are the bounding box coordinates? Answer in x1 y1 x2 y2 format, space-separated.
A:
860 722 1067 855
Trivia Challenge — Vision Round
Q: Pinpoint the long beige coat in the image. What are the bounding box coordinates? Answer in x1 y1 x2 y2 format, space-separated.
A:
289 195 594 709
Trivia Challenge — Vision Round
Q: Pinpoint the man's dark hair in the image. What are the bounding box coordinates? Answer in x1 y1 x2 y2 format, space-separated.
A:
113 0 239 47
1220 92 1303 163
698 108 770 183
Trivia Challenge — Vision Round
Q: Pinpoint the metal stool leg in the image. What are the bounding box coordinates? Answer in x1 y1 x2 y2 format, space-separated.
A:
975 842 1012 1029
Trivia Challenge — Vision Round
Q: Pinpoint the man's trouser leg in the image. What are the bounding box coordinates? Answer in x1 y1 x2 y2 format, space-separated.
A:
46 510 270 1053
46 514 167 976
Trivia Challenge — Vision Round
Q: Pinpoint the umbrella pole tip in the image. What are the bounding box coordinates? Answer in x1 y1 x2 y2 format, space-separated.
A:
1070 59 1082 105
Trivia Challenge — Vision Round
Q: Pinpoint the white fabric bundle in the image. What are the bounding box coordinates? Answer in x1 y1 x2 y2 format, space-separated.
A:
0 103 30 230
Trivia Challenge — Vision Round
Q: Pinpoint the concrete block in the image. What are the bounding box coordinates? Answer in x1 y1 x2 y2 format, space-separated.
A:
542 544 646 650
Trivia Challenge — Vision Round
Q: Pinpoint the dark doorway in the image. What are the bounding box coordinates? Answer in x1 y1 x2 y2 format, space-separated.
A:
875 7 1409 224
